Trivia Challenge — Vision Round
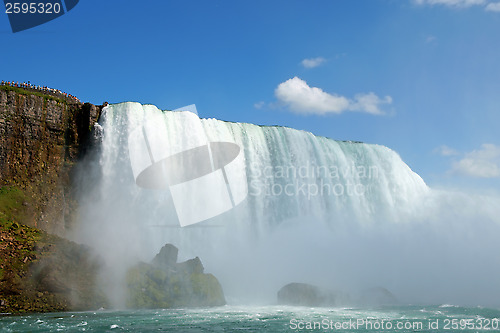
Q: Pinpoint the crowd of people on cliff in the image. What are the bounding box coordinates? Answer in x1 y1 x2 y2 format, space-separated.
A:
1 80 81 103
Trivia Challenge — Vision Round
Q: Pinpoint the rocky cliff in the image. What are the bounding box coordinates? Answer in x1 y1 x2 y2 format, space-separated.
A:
0 86 107 313
0 85 101 235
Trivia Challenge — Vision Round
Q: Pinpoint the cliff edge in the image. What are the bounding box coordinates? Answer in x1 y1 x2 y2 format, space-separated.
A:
0 85 101 235
0 85 106 313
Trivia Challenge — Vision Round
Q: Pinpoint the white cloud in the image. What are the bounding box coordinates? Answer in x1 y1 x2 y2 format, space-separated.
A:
414 0 486 7
274 77 392 115
350 93 392 115
452 144 500 178
414 0 500 12
254 101 265 109
435 145 460 156
301 57 327 69
426 35 437 43
275 77 349 114
486 2 500 11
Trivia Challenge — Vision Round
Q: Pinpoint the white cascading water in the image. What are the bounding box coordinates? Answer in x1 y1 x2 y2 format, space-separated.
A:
74 102 500 307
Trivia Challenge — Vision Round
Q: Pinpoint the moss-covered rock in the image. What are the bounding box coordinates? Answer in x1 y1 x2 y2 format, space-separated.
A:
0 186 108 313
126 244 225 309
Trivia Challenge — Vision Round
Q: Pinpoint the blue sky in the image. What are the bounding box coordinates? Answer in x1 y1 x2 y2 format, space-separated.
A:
1 0 499 191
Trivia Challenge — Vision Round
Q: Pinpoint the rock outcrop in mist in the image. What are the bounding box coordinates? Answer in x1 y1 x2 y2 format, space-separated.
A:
126 243 226 308
277 282 398 307
277 282 347 307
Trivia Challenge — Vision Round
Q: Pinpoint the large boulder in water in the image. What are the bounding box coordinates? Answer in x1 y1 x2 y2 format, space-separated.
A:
356 287 398 306
151 244 178 269
277 283 347 307
126 244 225 308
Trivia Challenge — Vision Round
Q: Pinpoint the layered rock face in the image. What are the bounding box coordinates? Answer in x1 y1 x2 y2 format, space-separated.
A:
0 87 106 313
0 86 100 235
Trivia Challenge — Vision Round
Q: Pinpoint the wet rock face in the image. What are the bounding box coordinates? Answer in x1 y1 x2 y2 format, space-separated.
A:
0 87 100 235
0 87 107 313
25 235 109 311
152 243 178 269
126 243 226 309
0 186 108 313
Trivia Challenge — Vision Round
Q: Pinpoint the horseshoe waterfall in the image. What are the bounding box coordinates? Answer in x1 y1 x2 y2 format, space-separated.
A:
73 102 500 307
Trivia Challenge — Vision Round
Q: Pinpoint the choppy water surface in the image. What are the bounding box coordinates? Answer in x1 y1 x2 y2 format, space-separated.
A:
2 305 500 332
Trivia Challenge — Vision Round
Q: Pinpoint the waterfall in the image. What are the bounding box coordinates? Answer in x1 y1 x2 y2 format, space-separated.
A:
75 102 500 306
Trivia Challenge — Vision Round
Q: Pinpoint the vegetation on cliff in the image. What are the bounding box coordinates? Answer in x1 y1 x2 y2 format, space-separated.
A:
0 85 73 106
0 186 108 313
0 87 108 313
0 86 100 235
